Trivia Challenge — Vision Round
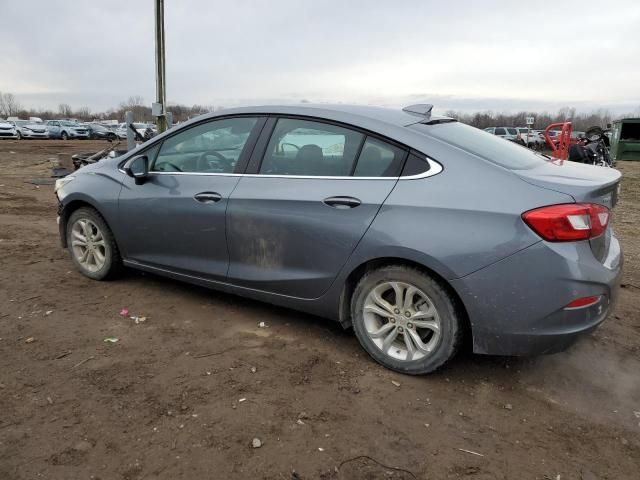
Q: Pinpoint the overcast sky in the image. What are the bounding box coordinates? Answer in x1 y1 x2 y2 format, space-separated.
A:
1 0 639 115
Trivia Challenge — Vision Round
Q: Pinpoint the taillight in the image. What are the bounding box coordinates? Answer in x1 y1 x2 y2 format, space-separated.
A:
522 203 610 242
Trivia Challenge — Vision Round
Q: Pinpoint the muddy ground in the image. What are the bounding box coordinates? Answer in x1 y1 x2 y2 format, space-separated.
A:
0 140 638 480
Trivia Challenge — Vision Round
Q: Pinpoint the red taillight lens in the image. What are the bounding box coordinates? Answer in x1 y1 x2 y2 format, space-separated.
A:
522 203 610 242
564 295 601 310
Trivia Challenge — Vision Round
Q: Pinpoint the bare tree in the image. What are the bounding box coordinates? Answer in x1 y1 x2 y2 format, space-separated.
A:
58 103 73 117
0 92 22 117
76 106 92 120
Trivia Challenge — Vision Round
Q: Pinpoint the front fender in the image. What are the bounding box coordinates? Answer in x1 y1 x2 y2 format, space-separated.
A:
57 168 125 248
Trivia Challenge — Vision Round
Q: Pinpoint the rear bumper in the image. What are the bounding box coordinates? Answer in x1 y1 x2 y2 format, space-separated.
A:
452 234 622 356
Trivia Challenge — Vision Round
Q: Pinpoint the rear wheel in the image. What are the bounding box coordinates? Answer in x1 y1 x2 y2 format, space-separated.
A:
66 207 121 280
351 265 462 374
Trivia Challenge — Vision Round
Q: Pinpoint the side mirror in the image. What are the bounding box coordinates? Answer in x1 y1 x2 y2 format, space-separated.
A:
124 155 149 184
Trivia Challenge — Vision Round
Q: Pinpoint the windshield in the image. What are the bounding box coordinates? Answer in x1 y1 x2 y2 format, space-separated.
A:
411 122 546 170
14 120 28 126
61 121 77 127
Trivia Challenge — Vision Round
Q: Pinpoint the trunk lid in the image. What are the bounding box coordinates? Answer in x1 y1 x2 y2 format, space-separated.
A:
516 159 621 263
516 159 620 208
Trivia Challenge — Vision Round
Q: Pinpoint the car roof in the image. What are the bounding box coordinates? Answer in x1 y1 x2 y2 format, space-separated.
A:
196 104 453 130
141 104 457 161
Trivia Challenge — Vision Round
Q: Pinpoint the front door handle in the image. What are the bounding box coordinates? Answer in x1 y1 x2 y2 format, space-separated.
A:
194 192 222 204
323 196 361 209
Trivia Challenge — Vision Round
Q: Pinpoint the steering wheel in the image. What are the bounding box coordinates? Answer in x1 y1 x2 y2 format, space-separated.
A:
161 162 183 172
199 150 232 171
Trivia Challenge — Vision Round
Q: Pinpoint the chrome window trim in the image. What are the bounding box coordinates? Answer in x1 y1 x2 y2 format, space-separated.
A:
122 156 442 180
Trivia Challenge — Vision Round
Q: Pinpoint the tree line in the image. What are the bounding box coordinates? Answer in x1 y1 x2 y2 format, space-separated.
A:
0 93 215 124
1 91 638 130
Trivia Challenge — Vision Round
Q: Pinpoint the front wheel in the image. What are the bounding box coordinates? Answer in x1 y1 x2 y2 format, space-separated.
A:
16 131 22 140
351 265 462 374
61 131 68 140
66 207 121 280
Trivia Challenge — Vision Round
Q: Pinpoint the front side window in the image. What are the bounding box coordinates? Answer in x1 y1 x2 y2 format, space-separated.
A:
260 118 363 176
507 128 518 135
152 117 257 173
353 137 405 177
495 127 506 135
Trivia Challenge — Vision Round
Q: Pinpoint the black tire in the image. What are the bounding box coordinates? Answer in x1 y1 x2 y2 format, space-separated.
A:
61 131 68 141
108 133 116 141
351 265 462 375
66 207 122 280
16 131 22 140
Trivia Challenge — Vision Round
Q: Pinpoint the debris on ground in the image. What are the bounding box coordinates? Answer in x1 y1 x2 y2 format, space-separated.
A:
131 315 147 324
391 380 401 387
239 398 246 403
45 310 53 316
25 337 35 344
318 447 325 452
258 321 267 328
250 366 257 373
504 404 513 410
119 308 129 317
252 438 262 448
103 336 119 344
458 448 484 457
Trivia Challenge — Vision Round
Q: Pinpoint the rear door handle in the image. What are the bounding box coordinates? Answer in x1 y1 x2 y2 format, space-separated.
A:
194 192 222 204
323 196 361 209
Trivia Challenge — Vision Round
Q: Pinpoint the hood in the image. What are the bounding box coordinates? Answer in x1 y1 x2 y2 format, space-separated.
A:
0 121 15 129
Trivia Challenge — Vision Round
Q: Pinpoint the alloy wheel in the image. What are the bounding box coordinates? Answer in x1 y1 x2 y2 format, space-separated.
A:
363 281 441 361
70 218 107 273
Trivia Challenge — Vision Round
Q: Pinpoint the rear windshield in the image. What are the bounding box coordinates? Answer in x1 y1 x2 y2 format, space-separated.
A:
411 122 545 170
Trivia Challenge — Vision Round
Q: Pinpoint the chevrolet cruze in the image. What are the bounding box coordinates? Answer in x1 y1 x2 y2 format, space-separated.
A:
55 104 622 374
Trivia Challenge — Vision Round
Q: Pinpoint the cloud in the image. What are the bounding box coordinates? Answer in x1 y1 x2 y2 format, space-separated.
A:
1 0 639 113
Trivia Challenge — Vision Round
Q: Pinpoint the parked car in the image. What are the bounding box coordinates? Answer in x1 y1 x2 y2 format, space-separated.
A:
516 127 545 149
10 119 49 139
115 122 156 140
484 126 520 142
86 123 118 141
0 120 19 139
46 120 90 140
55 104 622 374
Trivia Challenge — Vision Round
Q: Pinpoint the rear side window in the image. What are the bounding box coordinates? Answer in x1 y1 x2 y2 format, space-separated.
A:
507 128 518 135
260 118 363 176
411 122 545 170
495 127 506 135
353 138 405 177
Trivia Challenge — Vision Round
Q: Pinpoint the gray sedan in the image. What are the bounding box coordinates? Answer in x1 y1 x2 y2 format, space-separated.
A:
54 104 622 374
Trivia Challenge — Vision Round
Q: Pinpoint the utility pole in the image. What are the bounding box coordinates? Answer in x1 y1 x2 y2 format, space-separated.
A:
154 0 167 133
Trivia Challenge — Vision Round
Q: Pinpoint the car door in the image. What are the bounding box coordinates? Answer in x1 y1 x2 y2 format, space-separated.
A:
117 116 264 280
226 117 406 299
47 121 61 137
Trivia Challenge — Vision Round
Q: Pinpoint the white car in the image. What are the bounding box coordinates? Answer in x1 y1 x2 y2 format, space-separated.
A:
11 119 49 139
0 120 18 139
116 122 157 140
484 126 519 142
516 127 545 149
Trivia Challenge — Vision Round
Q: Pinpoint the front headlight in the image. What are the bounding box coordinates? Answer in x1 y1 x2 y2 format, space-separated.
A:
54 175 75 198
